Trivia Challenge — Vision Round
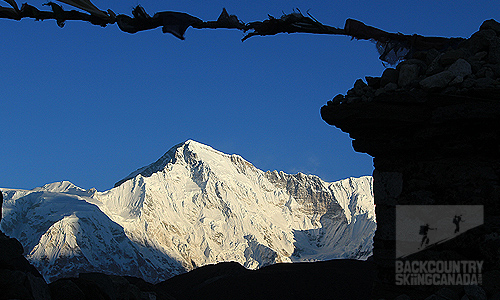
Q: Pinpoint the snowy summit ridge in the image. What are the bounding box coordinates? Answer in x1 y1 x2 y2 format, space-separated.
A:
1 140 375 283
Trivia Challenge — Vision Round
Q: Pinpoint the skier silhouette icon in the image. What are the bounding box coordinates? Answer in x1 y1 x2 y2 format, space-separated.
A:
419 223 436 249
453 215 464 234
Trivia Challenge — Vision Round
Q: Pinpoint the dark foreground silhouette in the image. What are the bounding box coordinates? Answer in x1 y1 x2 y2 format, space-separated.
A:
48 259 375 300
0 231 375 300
156 259 375 300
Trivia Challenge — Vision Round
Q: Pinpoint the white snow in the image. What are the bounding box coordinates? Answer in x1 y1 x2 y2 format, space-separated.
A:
1 140 375 283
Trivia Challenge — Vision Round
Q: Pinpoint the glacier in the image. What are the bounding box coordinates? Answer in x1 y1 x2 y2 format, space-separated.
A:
0 140 375 283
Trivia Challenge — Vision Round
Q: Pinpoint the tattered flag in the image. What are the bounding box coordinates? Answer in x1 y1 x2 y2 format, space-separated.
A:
154 11 202 40
55 0 108 19
3 0 19 12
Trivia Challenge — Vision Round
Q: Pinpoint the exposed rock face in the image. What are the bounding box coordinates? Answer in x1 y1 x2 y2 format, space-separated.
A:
321 19 500 298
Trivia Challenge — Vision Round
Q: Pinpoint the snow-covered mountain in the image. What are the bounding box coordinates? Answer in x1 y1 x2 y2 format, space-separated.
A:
1 140 375 283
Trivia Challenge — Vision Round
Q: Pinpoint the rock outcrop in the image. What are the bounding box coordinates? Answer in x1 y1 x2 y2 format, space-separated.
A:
321 19 500 299
0 231 51 300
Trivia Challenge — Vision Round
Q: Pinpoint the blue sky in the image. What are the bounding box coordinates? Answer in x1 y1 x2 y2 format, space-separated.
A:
0 0 497 191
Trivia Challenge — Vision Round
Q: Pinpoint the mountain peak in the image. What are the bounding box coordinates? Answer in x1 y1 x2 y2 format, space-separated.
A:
114 140 186 187
114 140 236 187
184 139 202 147
34 181 90 195
2 140 375 283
